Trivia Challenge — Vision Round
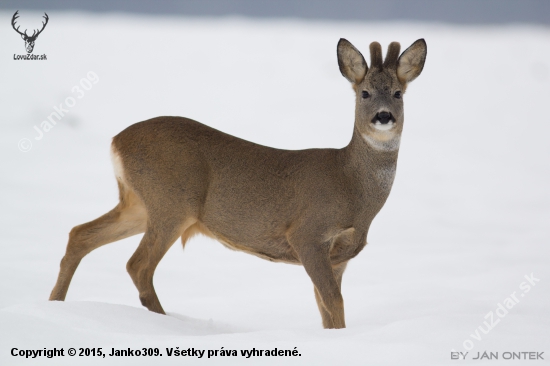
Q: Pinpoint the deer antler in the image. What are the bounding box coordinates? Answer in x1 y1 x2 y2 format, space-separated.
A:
11 10 27 38
11 11 49 40
32 13 49 38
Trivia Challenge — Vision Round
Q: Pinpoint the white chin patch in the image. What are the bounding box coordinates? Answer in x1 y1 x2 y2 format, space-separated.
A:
361 133 401 151
373 121 395 131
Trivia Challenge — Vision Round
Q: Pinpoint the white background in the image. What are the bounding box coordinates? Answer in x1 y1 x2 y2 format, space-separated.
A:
0 12 549 365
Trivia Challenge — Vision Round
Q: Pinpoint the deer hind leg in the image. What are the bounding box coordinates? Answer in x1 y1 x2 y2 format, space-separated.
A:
314 261 348 328
126 218 193 315
49 187 147 301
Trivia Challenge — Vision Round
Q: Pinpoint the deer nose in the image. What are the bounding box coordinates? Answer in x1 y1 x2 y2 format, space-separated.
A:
376 112 393 124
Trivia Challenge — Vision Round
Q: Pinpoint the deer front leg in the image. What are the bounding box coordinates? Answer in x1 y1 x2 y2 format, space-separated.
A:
314 261 348 328
289 235 346 329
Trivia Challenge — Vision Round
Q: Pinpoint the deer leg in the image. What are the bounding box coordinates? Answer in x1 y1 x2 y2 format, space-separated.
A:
49 202 146 301
126 219 189 315
314 261 348 328
289 235 346 329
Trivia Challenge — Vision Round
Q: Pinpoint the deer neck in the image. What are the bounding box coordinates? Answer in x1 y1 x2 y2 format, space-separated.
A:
341 125 401 201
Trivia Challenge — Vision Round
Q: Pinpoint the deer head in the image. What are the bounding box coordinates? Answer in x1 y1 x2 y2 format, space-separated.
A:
12 11 49 54
337 39 427 151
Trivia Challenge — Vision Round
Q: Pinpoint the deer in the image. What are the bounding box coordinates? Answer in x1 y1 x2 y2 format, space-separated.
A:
49 38 427 329
11 10 49 54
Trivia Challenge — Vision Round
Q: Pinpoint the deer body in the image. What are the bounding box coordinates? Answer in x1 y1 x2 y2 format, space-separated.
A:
50 38 426 329
112 117 387 264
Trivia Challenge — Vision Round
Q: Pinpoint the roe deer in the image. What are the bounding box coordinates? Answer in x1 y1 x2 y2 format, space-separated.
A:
49 38 427 329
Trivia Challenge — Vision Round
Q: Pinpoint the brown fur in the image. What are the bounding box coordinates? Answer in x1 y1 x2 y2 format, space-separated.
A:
49 38 427 329
383 42 401 69
369 42 383 71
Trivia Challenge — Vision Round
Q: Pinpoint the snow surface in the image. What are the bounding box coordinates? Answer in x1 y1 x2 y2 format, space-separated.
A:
1 12 549 365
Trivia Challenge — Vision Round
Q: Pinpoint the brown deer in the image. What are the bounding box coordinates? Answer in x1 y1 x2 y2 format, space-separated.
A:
49 38 427 329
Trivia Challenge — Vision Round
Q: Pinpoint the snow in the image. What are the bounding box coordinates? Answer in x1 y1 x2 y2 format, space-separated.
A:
1 12 549 365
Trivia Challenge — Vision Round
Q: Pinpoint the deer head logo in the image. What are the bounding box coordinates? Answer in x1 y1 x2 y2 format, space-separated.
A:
12 10 49 54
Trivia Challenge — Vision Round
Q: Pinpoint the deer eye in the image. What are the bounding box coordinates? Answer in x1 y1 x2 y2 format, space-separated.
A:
394 91 402 99
362 91 370 99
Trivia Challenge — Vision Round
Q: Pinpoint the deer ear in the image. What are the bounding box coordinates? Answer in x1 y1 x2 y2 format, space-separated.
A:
397 39 427 85
20 34 26 40
337 38 367 84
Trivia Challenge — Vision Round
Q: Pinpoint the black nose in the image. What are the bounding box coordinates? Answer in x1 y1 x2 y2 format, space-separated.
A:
376 112 392 124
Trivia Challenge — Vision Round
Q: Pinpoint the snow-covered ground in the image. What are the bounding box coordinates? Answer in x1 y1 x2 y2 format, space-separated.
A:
1 12 549 365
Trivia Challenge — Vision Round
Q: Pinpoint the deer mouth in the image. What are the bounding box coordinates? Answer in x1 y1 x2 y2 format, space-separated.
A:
371 112 395 131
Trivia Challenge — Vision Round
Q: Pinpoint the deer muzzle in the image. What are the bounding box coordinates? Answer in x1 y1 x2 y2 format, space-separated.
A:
374 111 394 124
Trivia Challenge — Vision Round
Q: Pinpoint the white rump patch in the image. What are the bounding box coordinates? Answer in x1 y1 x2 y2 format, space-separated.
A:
110 143 126 183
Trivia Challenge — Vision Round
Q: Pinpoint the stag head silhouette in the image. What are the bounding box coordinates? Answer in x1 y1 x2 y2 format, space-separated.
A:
12 11 49 53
